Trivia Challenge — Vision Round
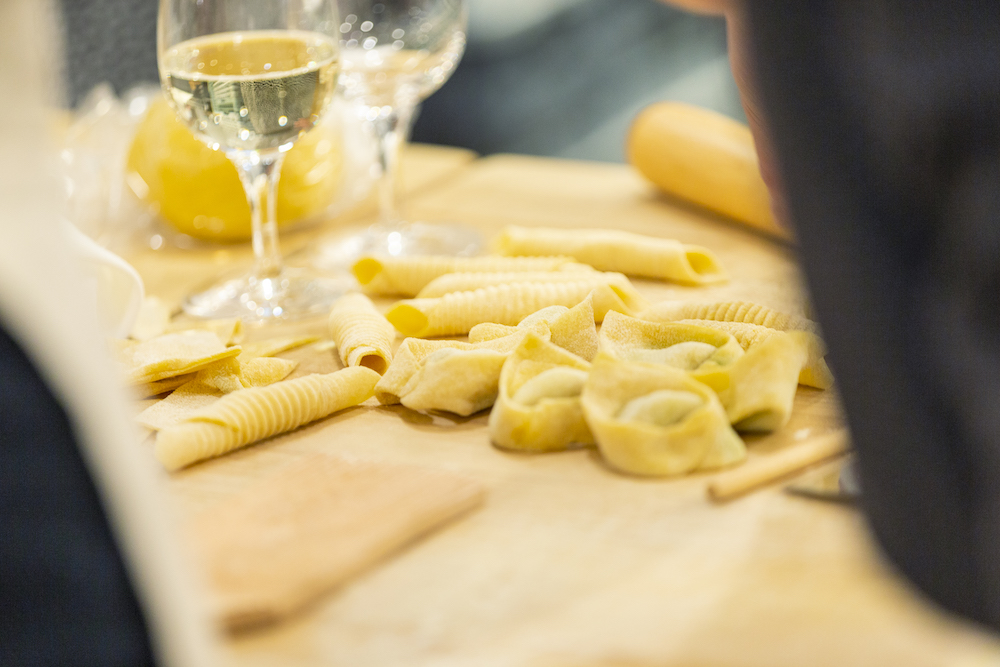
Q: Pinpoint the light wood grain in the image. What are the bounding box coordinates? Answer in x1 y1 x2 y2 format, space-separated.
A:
129 149 1000 667
190 453 484 633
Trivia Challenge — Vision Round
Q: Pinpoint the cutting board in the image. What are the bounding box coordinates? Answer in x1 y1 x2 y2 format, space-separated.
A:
187 453 485 632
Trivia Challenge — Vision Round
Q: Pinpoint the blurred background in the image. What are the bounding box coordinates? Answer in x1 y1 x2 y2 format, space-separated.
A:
60 0 745 163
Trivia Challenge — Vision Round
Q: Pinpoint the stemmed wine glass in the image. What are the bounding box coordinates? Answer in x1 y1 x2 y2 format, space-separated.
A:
315 0 481 265
158 0 348 321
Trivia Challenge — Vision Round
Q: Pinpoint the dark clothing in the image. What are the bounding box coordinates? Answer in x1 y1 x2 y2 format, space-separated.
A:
745 1 1000 628
0 324 156 666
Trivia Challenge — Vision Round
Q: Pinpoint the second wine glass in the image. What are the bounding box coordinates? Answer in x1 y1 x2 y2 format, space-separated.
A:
320 0 481 264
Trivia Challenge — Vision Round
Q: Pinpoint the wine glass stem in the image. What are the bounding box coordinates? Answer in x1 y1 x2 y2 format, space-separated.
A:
368 104 414 227
230 150 285 279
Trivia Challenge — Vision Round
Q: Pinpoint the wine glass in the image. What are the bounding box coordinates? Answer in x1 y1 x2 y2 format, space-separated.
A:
158 0 348 322
316 0 481 265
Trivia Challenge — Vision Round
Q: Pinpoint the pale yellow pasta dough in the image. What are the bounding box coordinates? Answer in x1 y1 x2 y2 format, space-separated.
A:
166 317 244 346
675 319 833 389
386 282 645 338
417 269 619 298
136 357 299 431
468 295 599 361
693 331 810 432
155 367 380 471
237 335 319 361
135 374 196 398
598 311 744 372
494 225 727 285
581 354 745 476
115 330 242 385
353 254 586 297
130 296 172 341
640 300 816 333
399 347 509 416
374 331 540 410
489 333 594 452
328 293 395 374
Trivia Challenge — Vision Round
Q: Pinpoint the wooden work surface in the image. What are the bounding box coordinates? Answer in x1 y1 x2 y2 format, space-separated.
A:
131 146 1000 667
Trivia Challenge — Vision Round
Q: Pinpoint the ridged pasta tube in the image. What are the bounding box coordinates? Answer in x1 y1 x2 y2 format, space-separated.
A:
155 367 380 471
328 293 395 374
582 354 745 476
640 300 816 333
493 225 727 285
352 254 586 297
417 269 613 298
489 333 594 452
675 319 833 389
386 282 646 338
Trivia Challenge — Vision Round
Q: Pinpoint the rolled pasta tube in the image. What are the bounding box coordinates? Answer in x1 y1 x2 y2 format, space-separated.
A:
352 254 588 297
489 333 594 452
493 225 727 285
155 367 380 471
386 282 645 338
640 300 817 333
582 354 745 476
694 331 810 432
329 293 395 374
417 269 614 298
675 319 833 389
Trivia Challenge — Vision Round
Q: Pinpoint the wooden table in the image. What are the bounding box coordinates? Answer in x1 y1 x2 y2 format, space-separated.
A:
131 145 1000 667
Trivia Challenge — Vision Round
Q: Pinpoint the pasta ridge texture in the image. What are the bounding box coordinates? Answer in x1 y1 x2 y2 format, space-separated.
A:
416 269 614 298
328 293 395 374
641 300 816 333
494 225 727 285
155 367 380 471
386 282 644 338
353 254 584 296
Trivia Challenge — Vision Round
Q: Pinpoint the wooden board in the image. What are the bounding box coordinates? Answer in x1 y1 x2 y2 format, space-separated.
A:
190 453 484 633
134 149 1000 666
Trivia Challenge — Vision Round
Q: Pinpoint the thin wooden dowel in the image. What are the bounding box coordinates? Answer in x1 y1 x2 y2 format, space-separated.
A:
707 428 850 503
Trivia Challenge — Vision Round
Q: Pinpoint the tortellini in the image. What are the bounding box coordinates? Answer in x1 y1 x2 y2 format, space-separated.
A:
581 355 745 476
489 333 594 452
598 311 744 372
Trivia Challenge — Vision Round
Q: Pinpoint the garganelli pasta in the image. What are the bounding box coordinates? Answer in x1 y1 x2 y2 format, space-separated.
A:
386 282 645 338
155 367 380 471
640 300 816 333
328 293 395 374
493 225 727 285
353 254 587 297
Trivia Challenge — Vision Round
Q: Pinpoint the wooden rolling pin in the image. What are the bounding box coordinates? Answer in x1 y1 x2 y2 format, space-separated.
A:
627 102 787 241
707 428 850 502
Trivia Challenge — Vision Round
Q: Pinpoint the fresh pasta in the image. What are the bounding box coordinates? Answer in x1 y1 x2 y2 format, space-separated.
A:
675 319 833 389
328 293 395 374
353 254 587 297
155 367 380 471
581 354 745 476
489 333 594 452
416 269 612 299
493 225 727 285
640 300 816 333
469 295 599 362
598 311 744 372
386 282 645 338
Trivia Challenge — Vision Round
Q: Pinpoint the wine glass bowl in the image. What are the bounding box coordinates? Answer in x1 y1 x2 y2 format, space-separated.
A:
157 0 349 322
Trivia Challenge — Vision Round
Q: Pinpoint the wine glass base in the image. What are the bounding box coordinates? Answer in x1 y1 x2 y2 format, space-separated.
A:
182 267 350 323
314 221 484 271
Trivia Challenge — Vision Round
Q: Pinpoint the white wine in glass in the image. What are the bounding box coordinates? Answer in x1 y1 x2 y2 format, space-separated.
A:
316 0 481 265
158 0 347 322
